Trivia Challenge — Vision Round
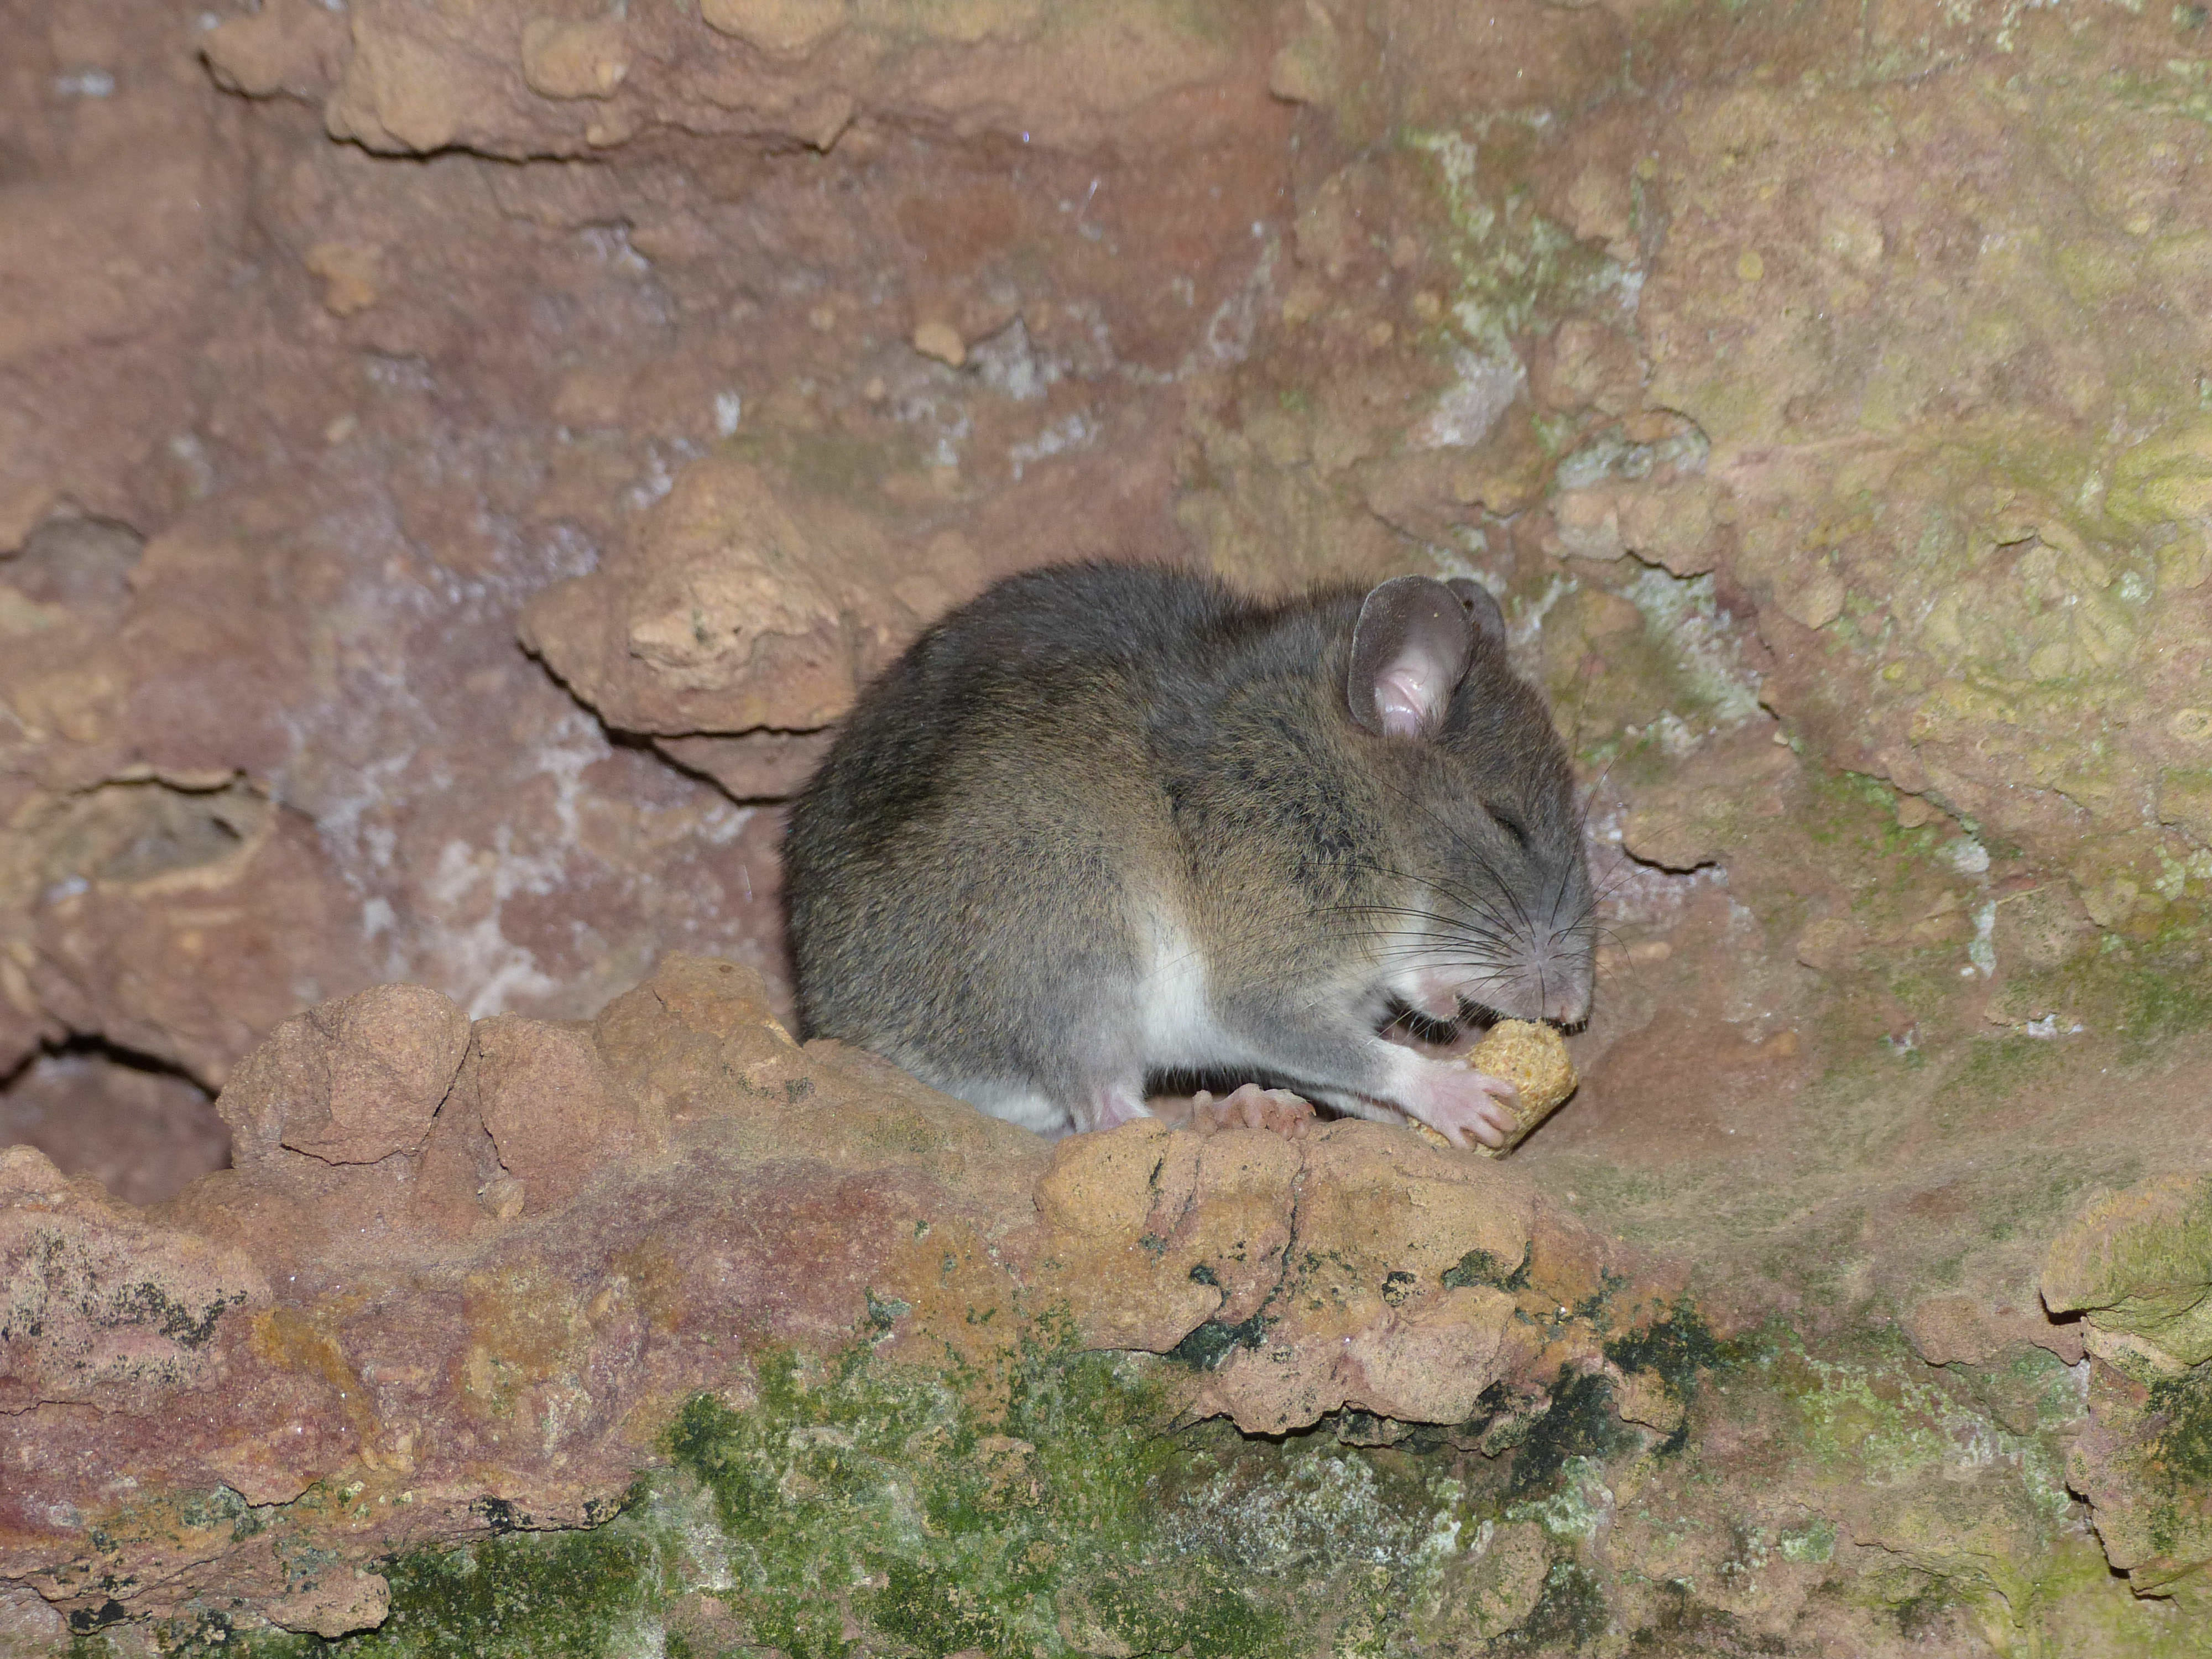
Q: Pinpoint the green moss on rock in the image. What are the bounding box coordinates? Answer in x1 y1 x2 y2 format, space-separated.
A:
657 1337 1287 1659
1404 127 1624 361
81 1307 2191 1656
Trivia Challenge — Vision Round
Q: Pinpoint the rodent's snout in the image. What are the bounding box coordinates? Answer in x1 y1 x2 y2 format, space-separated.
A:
1500 930 1595 1030
1537 973 1593 1031
1413 931 1593 1034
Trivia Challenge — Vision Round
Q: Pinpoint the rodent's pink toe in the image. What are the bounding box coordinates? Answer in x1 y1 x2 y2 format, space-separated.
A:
1218 1083 1316 1137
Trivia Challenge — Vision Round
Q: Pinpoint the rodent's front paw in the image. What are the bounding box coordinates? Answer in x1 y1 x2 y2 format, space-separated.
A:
1403 1065 1519 1150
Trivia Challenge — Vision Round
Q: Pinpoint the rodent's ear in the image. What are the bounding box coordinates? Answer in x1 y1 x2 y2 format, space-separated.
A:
1348 576 1475 739
1444 577 1507 649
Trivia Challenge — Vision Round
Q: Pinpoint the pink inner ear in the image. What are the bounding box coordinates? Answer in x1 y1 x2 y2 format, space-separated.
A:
1376 663 1437 738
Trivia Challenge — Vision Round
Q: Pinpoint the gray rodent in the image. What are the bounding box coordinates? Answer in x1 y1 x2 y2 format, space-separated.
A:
781 561 1594 1146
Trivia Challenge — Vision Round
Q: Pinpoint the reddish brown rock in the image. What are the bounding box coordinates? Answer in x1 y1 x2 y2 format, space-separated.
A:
1188 1125 1627 1434
0 1050 227 1207
1618 727 1801 874
0 1145 266 1413
1904 1295 2007 1369
520 460 895 739
0 955 1656 1634
4 0 1284 1133
265 1568 393 1641
1031 1117 1299 1353
653 732 834 801
310 0 1271 160
11 0 2212 1641
200 0 350 100
469 1014 649 1211
218 983 470 1168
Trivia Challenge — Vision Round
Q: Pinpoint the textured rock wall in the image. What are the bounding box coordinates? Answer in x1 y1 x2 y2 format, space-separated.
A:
2 0 1296 1196
20 0 2212 1125
0 957 2199 1655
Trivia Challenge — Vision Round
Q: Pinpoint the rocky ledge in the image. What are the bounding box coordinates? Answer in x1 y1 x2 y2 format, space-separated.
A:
2 954 1679 1651
8 954 2212 1655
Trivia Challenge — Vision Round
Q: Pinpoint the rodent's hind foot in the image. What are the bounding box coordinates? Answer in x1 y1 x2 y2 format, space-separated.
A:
1086 1081 1152 1134
1189 1084 1316 1139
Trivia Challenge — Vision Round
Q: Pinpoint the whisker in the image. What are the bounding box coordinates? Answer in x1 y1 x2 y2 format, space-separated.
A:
1361 948 1526 970
1346 852 1526 942
1323 915 1528 961
1363 772 1537 935
1578 747 1621 823
1324 902 1513 931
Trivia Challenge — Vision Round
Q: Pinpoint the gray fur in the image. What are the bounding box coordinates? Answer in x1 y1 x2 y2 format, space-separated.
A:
782 560 1594 1138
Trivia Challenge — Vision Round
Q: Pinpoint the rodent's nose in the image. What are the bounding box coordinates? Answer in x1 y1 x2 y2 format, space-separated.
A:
1542 984 1593 1027
1535 951 1594 1026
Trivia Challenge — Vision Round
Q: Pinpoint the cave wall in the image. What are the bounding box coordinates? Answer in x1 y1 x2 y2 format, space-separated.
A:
14 0 2212 1140
14 0 2212 1135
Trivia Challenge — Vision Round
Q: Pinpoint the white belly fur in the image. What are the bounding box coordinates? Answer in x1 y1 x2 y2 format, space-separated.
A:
952 1077 1074 1136
952 909 1264 1131
1133 911 1250 1074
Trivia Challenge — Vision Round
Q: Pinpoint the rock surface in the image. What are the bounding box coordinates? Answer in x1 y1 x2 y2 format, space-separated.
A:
2043 1173 2212 1610
10 0 2210 1130
0 956 1666 1643
0 956 2190 1654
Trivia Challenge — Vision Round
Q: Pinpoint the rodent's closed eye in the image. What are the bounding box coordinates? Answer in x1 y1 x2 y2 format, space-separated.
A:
1486 804 1531 848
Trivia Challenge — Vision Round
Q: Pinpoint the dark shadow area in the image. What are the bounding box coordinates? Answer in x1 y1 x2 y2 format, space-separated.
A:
0 1034 229 1206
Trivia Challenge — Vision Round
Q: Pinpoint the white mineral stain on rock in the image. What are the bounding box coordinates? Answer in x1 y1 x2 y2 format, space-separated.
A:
1415 347 1525 450
1620 567 1765 733
1945 837 1992 877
